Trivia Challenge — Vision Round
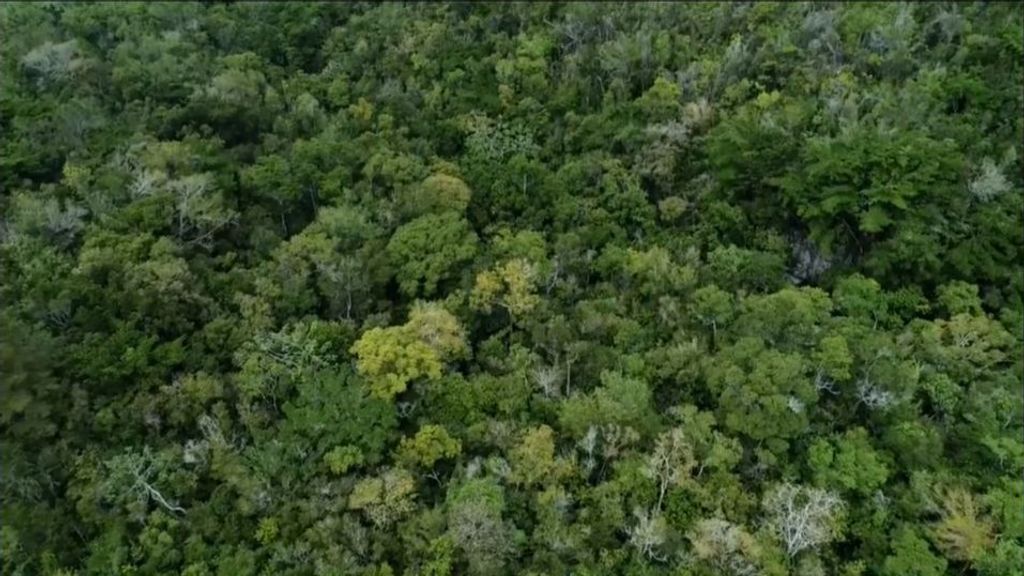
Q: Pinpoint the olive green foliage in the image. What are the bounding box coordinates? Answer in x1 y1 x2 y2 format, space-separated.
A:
397 424 462 469
1 3 1021 576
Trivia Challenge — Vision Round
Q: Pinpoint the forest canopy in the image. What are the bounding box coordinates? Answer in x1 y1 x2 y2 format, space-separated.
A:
1 3 1022 576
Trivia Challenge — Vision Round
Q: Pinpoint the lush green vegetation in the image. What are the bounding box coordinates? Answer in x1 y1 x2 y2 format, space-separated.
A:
2 3 1022 575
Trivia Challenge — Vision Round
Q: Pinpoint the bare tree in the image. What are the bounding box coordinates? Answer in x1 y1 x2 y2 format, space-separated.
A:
43 199 88 242
626 507 668 562
577 425 599 474
101 447 186 520
316 255 367 320
762 482 844 558
531 364 563 398
168 173 233 241
969 158 1011 203
855 379 895 411
690 518 762 576
643 427 696 510
128 169 162 199
20 40 89 86
449 499 514 574
599 424 640 461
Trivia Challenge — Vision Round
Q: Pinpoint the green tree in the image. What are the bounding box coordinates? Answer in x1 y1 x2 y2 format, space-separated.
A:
808 428 890 495
279 368 397 463
707 337 816 448
882 526 947 576
0 313 58 442
559 371 659 438
387 211 478 298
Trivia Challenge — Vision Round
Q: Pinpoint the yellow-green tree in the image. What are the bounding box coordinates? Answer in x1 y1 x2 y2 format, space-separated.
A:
349 467 418 528
471 258 540 321
350 302 469 400
350 326 443 400
397 424 462 469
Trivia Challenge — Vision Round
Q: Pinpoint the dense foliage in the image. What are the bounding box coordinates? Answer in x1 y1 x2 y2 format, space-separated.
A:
2 3 1022 576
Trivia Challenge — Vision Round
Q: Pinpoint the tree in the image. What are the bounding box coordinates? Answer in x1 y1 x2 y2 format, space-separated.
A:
706 244 785 294
261 204 382 319
666 404 743 476
559 371 658 438
936 281 983 317
911 313 1015 385
708 337 817 446
324 445 364 475
763 483 845 558
350 302 468 399
350 326 443 400
733 287 833 350
116 138 238 244
397 424 462 470
20 40 91 86
166 172 237 243
808 428 890 495
643 427 696 510
931 488 995 565
882 526 948 576
235 319 342 406
689 518 764 576
622 246 696 298
1 3 1021 574
405 301 470 361
690 285 734 344
349 467 418 528
98 447 187 521
447 478 516 575
188 52 281 143
400 173 473 218
279 368 397 463
386 211 478 297
471 258 541 321
509 425 559 487
777 125 966 286
626 507 669 562
832 274 892 327
0 313 57 442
